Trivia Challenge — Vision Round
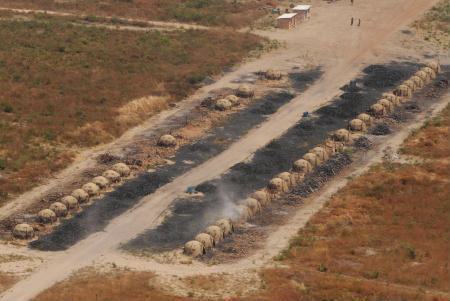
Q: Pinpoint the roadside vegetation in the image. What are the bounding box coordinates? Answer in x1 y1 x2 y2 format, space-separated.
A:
0 17 264 204
0 0 270 27
32 108 450 300
412 0 450 49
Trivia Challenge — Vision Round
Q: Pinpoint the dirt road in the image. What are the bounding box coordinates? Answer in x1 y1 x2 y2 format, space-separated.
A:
0 0 441 300
0 7 211 30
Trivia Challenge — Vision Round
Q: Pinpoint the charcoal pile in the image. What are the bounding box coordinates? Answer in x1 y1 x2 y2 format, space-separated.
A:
370 123 391 135
292 153 352 198
124 158 143 166
404 102 421 113
200 96 215 108
354 136 372 150
97 153 120 164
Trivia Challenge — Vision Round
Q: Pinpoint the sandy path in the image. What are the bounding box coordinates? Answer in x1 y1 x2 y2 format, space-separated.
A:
0 7 211 30
0 0 441 300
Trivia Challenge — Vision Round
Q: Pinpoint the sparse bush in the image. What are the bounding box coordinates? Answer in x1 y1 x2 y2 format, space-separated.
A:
1 102 13 113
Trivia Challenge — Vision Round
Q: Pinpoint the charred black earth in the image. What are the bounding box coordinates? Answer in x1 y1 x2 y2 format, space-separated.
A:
123 62 423 252
29 69 323 251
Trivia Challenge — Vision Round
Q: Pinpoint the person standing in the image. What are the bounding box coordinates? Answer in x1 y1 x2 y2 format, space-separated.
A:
351 17 354 26
358 18 361 26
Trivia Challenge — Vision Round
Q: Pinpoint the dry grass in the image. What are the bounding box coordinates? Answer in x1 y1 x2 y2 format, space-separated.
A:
34 270 192 301
401 104 450 159
0 17 263 204
0 273 18 294
0 0 270 27
412 0 450 49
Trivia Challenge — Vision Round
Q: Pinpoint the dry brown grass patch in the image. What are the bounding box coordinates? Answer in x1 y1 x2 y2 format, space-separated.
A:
402 104 450 158
0 16 263 203
34 270 191 301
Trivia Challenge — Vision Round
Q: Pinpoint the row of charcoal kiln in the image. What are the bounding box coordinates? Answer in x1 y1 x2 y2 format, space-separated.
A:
11 84 258 240
213 84 255 111
12 163 131 240
156 84 257 148
368 62 440 118
183 138 346 257
183 61 441 257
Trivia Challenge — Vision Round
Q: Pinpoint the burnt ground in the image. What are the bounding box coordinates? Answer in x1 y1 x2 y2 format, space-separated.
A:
122 62 426 254
199 67 450 263
28 69 322 251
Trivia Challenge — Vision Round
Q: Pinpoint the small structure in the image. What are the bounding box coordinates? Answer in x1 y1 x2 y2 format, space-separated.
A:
250 190 270 206
370 103 387 117
71 189 89 203
102 170 121 183
195 233 215 249
82 182 100 196
377 99 394 113
244 198 262 215
277 13 298 29
357 113 374 126
225 95 240 106
112 162 131 177
268 177 285 193
303 152 319 167
311 146 328 162
215 98 232 111
293 159 312 173
278 171 296 188
13 224 34 239
349 119 367 132
205 225 224 244
184 240 205 257
333 129 351 142
215 219 234 236
38 209 57 224
92 176 109 189
49 202 68 217
265 69 283 80
61 195 79 209
293 5 311 21
236 84 254 98
158 134 177 147
236 204 253 221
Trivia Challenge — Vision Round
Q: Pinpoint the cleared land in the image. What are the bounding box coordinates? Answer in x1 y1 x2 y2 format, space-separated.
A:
0 0 267 27
0 17 263 204
32 104 450 301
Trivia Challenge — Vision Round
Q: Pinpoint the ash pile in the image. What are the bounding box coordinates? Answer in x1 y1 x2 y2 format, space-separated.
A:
291 153 352 198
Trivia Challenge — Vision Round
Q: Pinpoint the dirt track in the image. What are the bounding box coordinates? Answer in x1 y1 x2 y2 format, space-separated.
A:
0 0 443 300
0 7 211 30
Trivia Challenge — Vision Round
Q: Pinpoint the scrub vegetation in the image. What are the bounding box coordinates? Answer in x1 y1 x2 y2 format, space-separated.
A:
0 17 263 204
0 0 269 27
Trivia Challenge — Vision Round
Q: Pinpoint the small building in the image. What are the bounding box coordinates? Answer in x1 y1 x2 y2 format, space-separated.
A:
277 13 298 29
293 5 311 21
